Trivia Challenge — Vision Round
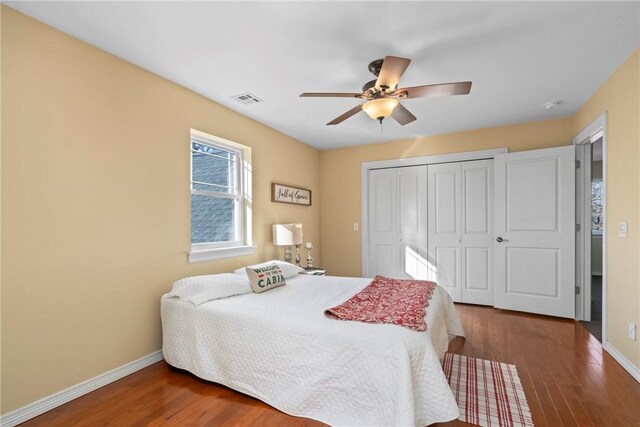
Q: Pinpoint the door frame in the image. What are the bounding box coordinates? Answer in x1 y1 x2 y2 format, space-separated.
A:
573 112 607 342
361 148 507 277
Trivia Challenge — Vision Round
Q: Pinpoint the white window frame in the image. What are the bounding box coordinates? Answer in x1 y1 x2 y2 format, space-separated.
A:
188 129 254 263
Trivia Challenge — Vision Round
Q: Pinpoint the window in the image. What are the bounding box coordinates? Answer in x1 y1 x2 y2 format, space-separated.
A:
189 130 254 262
592 180 604 234
191 138 241 245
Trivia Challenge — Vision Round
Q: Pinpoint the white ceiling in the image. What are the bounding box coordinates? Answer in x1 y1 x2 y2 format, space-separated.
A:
7 1 639 150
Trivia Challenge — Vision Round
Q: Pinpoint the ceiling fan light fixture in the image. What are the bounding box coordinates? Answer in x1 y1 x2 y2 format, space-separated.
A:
362 98 399 122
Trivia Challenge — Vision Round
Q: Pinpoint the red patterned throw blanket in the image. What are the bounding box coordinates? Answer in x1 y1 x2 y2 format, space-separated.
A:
325 275 437 331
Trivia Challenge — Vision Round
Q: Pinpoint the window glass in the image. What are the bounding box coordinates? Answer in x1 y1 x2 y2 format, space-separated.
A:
190 195 236 243
191 142 237 193
190 134 243 247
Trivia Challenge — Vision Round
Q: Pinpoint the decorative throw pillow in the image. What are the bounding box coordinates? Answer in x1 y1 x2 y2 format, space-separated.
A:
234 260 304 279
245 263 287 293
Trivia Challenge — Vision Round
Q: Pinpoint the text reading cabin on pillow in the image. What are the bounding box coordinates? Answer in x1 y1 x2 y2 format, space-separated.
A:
246 263 287 293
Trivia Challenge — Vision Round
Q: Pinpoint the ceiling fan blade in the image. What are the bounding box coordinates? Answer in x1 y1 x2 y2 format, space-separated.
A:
300 92 362 98
375 56 411 90
392 103 417 126
397 81 472 99
327 104 363 125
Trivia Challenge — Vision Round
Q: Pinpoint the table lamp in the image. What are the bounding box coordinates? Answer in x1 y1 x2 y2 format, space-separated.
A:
272 223 303 265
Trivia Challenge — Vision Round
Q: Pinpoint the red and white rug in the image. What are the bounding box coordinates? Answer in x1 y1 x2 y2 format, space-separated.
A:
442 353 534 427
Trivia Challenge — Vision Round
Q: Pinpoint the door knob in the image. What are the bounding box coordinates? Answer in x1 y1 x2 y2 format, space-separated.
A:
496 237 508 243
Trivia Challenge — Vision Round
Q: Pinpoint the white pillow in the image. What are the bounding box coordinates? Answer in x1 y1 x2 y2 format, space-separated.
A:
168 273 251 305
234 260 304 279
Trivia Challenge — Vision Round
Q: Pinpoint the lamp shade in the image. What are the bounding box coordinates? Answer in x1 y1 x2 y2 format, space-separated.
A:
362 98 399 121
272 223 303 246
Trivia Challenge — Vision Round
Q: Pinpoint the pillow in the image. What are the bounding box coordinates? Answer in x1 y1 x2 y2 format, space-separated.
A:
234 260 304 279
245 263 287 293
168 273 251 305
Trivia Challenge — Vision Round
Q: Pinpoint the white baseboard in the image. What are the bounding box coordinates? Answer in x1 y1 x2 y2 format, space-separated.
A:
603 341 640 383
0 350 163 427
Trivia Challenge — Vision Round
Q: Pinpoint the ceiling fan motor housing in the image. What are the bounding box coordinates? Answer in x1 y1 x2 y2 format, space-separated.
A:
367 59 384 77
362 79 377 94
366 59 394 93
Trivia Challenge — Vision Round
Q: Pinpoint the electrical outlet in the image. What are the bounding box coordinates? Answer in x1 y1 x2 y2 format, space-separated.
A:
618 221 628 238
353 223 359 232
629 322 637 341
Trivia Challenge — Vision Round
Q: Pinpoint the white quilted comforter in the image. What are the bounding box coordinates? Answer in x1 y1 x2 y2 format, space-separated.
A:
161 274 465 426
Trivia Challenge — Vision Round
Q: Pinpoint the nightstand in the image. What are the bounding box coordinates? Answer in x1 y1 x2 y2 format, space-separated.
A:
299 268 326 276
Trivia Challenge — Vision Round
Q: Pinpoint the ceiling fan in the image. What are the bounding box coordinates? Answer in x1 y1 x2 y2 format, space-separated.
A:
300 56 472 126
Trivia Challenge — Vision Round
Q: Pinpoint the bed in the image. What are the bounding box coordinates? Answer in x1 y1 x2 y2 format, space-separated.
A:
161 274 465 426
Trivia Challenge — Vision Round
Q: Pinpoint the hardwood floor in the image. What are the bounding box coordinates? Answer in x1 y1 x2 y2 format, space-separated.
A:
23 304 640 426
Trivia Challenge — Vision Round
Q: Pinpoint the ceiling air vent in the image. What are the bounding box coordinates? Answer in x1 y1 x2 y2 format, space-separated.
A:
231 92 263 105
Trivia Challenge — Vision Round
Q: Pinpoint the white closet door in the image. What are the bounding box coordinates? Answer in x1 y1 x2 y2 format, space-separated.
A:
368 168 397 278
494 146 575 318
461 160 494 305
397 166 428 280
428 163 462 301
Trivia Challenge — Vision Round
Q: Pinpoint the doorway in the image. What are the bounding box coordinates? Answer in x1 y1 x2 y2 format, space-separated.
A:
574 112 607 343
582 138 604 341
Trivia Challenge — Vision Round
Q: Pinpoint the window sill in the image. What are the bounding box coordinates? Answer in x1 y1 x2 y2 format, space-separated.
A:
188 245 256 263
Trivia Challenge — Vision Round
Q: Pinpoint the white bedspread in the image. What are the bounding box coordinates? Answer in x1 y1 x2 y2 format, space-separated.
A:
161 274 465 426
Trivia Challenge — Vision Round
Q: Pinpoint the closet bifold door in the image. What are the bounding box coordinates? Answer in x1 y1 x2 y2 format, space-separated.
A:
397 166 428 280
368 168 398 277
461 160 494 306
428 160 494 305
427 163 462 301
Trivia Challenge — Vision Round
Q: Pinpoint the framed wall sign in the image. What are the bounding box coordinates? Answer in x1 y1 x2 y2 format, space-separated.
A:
271 183 312 206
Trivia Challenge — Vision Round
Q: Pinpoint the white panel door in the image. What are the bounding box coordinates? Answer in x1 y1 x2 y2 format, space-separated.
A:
397 166 429 279
368 168 397 277
494 146 575 318
461 160 494 306
428 163 462 301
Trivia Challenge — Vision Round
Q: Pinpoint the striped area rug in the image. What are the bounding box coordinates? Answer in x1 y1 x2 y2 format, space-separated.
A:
442 353 534 427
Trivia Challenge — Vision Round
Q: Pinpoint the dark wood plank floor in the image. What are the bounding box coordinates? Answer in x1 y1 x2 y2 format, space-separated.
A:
23 304 640 426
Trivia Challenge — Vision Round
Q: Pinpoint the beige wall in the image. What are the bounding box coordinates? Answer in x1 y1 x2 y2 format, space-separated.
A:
320 117 574 277
574 49 640 369
1 7 320 413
